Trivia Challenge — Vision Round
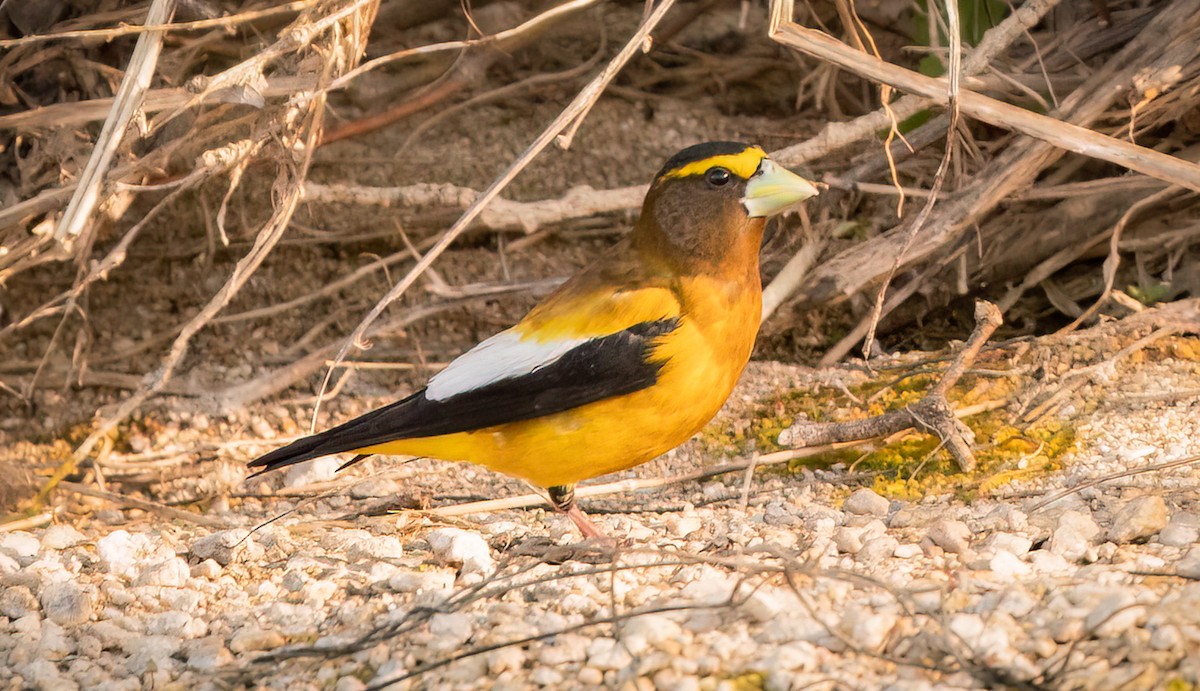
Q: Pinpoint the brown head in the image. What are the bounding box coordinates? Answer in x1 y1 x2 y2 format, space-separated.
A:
632 141 819 281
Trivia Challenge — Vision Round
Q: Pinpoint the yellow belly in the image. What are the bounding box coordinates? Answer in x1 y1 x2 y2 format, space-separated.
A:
362 277 760 487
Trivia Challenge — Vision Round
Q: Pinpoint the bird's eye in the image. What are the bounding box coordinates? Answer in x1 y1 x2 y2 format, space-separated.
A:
705 167 732 187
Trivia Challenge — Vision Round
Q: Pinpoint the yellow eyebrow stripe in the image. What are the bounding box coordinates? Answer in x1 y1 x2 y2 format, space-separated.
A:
660 146 767 180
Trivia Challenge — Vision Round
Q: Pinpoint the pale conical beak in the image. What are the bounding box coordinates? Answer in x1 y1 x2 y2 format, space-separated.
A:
742 158 820 218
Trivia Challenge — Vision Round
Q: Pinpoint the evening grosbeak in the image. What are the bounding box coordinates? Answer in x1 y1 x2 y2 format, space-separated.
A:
249 141 819 538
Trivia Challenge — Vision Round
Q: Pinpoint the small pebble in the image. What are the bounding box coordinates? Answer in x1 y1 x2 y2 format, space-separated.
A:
229 626 286 653
0 531 41 566
41 525 85 550
1107 496 1168 544
191 530 260 566
844 488 890 517
39 582 93 627
0 585 40 619
927 519 972 554
426 528 494 578
1048 511 1101 562
1157 522 1199 548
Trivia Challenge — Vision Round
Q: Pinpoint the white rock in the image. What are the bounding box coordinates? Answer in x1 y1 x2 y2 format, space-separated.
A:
744 587 799 623
97 530 171 578
1029 550 1073 575
0 585 40 618
191 529 261 566
894 543 923 559
1178 547 1200 579
1150 625 1182 651
86 620 136 650
840 607 896 651
387 569 455 595
41 525 85 550
349 479 401 499
948 612 985 643
37 619 74 660
346 535 405 561
654 669 700 691
146 611 206 638
989 551 1031 580
586 636 633 671
577 667 604 685
1158 522 1200 548
304 580 338 605
425 528 494 577
229 626 285 653
1108 496 1169 544
135 557 190 587
1048 511 1101 562
283 457 341 487
486 645 525 674
335 677 367 691
927 519 972 554
538 633 589 665
666 515 703 539
20 658 77 691
0 531 40 565
1085 592 1144 637
124 634 183 675
844 488 890 516
428 612 473 650
530 667 564 686
0 551 19 574
39 582 93 626
756 640 819 673
184 637 233 672
858 535 900 564
979 532 1034 556
191 559 222 579
622 614 684 654
833 526 865 554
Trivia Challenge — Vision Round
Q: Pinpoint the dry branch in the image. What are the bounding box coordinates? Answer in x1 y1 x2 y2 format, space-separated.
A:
782 301 1004 471
301 181 644 233
788 0 1200 320
770 8 1200 191
52 0 176 247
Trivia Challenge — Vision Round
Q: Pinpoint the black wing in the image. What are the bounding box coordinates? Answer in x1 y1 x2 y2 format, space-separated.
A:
247 318 679 476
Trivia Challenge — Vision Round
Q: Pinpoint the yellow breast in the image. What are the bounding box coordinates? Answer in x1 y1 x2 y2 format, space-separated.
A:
362 275 761 487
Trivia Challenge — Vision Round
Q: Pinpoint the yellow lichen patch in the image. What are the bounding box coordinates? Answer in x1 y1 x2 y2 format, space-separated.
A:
719 671 766 691
705 362 1077 502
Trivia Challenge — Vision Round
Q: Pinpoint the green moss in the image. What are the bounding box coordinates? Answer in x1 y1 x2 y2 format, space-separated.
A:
720 671 766 691
707 365 1076 502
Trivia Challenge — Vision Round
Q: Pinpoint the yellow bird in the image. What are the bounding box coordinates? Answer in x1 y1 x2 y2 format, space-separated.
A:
249 142 819 538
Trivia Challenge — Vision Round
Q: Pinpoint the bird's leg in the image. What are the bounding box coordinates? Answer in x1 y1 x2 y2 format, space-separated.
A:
548 484 608 540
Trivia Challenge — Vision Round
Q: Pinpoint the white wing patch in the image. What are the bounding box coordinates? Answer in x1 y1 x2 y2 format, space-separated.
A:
425 330 592 402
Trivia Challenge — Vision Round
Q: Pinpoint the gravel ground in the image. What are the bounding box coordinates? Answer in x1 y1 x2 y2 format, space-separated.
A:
2 319 1199 690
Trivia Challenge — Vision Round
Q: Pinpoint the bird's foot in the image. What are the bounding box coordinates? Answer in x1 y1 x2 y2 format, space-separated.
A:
564 504 619 549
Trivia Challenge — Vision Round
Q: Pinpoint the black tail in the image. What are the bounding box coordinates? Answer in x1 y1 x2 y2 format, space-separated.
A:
246 391 427 477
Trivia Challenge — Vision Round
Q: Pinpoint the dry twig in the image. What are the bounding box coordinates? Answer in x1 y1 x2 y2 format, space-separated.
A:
783 301 1004 471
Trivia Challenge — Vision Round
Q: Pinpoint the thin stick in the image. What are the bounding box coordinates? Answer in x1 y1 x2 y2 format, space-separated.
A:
426 443 863 518
769 0 1064 167
859 0 963 360
0 512 57 533
310 0 680 431
53 0 177 245
1027 454 1200 513
0 1 319 48
57 481 229 528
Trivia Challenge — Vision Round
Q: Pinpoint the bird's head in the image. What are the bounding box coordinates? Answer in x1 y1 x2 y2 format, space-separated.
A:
634 141 819 277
